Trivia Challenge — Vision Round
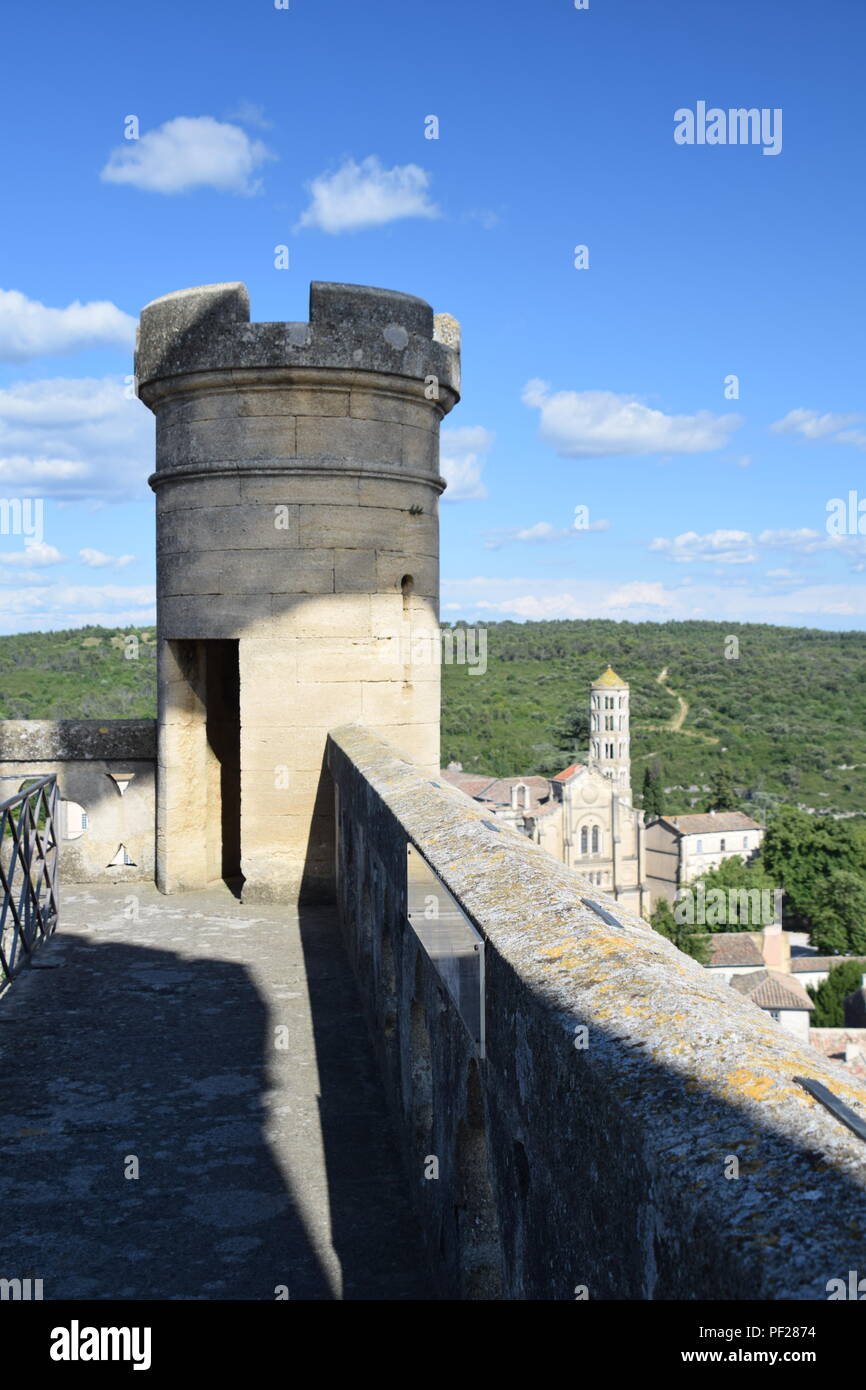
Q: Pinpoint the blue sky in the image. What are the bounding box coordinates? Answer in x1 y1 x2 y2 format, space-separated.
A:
1 0 864 632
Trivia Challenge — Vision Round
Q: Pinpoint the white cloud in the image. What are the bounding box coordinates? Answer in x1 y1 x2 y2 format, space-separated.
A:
440 574 866 624
0 377 153 500
0 541 65 567
79 548 136 569
604 581 675 609
650 530 756 565
0 583 155 634
522 380 742 459
0 289 136 363
100 116 274 195
770 408 863 440
441 425 493 501
296 156 440 234
650 525 866 569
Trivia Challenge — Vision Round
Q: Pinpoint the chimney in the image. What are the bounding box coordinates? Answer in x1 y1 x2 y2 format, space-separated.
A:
761 922 788 971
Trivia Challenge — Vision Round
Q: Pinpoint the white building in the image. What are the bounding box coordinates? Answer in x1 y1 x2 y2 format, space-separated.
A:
645 810 765 907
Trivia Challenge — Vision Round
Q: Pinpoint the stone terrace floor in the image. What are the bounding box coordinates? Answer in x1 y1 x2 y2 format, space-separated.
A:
0 882 432 1300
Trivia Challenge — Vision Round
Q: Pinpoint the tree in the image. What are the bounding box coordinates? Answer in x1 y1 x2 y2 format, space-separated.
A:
649 897 709 965
807 958 866 1027
809 870 866 956
687 853 777 931
551 707 590 767
641 762 664 819
761 807 866 930
707 766 737 812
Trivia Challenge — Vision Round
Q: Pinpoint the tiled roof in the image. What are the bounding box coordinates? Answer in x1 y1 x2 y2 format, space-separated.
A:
791 956 866 974
439 769 553 816
730 969 814 1011
706 934 764 968
553 762 583 782
660 811 763 835
592 665 627 689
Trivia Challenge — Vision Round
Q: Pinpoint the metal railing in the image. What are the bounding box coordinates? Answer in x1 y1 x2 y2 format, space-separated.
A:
0 776 60 983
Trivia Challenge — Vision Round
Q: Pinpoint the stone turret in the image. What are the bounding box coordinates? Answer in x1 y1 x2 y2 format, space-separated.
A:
588 664 632 802
136 280 460 903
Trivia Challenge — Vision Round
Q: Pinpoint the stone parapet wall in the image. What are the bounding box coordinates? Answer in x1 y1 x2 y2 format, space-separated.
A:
328 722 866 1300
0 720 155 883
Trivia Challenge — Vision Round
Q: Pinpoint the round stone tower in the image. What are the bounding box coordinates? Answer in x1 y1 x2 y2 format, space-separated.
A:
136 280 460 903
589 665 632 802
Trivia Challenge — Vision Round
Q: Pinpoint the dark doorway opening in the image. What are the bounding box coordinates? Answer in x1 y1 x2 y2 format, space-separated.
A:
205 639 243 895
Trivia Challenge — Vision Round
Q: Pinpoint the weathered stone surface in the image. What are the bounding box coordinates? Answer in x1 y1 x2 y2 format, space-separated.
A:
0 719 155 761
328 723 866 1301
136 282 460 403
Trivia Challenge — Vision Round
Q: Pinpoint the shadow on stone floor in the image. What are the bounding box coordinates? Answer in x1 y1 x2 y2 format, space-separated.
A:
0 888 431 1301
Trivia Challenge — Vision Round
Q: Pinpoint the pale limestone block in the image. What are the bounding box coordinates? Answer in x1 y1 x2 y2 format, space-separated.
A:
241 727 331 772
364 720 440 772
362 680 439 726
252 682 364 729
269 592 372 638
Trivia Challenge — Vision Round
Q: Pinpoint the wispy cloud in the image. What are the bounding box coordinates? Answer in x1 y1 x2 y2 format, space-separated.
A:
650 529 756 565
0 377 153 500
296 155 440 233
79 548 136 569
484 518 610 549
770 408 864 442
100 116 274 195
440 425 493 501
522 380 742 459
0 289 135 362
441 575 866 624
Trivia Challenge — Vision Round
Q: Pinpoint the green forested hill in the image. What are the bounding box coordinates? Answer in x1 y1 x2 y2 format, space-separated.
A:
0 626 157 720
440 619 866 817
1 619 865 817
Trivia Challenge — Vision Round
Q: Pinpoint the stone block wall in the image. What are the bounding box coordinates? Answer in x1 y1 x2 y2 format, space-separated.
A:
328 722 866 1300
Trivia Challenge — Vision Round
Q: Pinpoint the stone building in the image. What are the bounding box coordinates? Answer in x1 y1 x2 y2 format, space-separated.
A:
442 665 645 913
645 810 765 905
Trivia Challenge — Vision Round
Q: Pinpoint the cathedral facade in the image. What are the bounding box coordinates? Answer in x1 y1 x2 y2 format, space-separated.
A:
442 665 646 914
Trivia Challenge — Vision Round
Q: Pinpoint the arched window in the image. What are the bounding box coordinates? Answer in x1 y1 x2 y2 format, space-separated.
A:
580 826 588 854
591 825 599 854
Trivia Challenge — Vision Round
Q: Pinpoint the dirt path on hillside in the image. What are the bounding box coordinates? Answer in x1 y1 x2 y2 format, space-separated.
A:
635 669 719 745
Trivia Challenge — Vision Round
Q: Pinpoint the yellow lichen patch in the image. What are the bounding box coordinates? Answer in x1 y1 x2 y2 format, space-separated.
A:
724 1068 778 1103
